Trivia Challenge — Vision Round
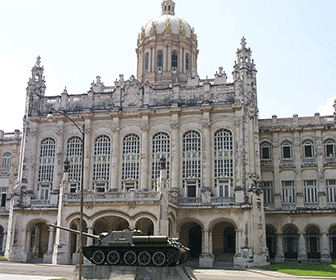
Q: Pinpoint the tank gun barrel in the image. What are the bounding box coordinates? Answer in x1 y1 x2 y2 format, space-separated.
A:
48 224 99 240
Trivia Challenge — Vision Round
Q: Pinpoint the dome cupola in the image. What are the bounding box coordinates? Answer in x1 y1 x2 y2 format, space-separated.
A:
136 0 198 84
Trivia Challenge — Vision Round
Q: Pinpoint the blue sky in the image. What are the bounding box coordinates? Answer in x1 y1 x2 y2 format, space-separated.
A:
0 0 335 132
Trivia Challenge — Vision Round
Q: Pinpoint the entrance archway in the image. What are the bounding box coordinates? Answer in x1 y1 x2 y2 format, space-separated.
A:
0 226 4 254
283 226 298 260
266 226 276 259
27 221 49 262
135 218 154 235
330 226 336 260
179 222 202 258
212 221 236 263
93 216 129 235
306 226 320 260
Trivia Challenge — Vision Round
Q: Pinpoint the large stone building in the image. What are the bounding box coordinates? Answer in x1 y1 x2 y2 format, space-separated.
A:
1 0 336 268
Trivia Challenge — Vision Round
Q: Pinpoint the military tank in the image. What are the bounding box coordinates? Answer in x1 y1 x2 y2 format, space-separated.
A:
48 224 189 266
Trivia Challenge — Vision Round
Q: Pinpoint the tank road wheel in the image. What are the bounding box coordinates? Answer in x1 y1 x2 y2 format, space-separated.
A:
124 250 137 265
138 251 151 266
92 250 105 265
152 251 166 266
107 250 120 265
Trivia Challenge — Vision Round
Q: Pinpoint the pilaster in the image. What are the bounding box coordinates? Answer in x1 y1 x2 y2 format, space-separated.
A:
111 117 120 190
298 232 307 261
321 231 331 262
140 115 149 189
274 233 284 262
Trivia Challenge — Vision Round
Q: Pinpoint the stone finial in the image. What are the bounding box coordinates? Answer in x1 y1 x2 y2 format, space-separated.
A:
161 0 175 15
62 87 68 95
36 56 41 67
241 37 247 48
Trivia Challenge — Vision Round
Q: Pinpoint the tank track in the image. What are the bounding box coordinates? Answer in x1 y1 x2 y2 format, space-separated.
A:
83 246 181 266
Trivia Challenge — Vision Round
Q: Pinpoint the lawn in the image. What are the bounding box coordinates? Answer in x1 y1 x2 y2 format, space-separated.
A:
260 263 336 277
0 256 8 261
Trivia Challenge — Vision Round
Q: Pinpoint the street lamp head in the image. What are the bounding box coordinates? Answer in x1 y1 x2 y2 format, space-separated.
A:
47 111 54 122
64 157 70 173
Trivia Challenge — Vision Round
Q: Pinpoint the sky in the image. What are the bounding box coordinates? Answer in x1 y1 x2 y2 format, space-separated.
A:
0 0 335 132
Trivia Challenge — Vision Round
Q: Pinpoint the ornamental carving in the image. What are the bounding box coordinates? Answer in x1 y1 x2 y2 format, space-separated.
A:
170 120 179 129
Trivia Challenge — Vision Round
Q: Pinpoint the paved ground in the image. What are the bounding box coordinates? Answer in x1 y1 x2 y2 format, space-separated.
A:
0 261 335 280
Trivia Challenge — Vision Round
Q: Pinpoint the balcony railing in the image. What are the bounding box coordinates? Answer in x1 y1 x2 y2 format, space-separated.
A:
30 199 57 208
63 191 161 203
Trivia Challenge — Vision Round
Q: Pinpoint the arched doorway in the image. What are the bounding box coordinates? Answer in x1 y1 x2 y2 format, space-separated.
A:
179 222 202 258
27 222 49 262
306 226 320 260
93 216 129 235
135 218 154 235
212 222 236 263
283 226 298 260
69 219 88 263
266 226 276 259
0 226 4 254
330 226 336 260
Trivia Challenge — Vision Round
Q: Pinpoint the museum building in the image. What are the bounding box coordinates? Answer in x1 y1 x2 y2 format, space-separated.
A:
0 0 336 268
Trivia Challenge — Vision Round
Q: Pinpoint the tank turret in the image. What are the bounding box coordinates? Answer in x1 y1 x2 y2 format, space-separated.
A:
48 224 189 266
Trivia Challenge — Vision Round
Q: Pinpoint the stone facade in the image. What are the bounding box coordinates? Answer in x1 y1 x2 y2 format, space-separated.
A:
2 0 336 268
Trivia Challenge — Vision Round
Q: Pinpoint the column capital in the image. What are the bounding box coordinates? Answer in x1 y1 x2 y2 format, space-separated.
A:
48 227 55 233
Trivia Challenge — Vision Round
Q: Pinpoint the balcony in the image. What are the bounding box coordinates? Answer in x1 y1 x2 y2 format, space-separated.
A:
63 190 161 203
280 159 295 167
30 199 57 208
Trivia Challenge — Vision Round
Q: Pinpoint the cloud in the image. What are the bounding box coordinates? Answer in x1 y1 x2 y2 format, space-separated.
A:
316 96 336 116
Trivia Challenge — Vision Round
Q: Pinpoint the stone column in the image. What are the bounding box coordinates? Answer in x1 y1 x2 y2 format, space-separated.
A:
84 119 92 190
199 229 214 268
170 118 180 190
53 120 64 190
275 233 284 262
298 232 307 261
321 231 331 262
179 48 183 73
47 227 55 254
33 225 39 258
140 116 149 190
202 116 211 190
111 117 120 190
235 229 241 255
164 46 168 72
2 232 6 253
87 227 95 246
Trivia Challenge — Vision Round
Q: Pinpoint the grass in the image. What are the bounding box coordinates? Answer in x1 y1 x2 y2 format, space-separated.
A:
260 262 336 277
0 256 8 261
49 278 67 280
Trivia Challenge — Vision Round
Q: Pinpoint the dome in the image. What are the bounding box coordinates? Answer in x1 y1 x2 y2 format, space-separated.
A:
144 15 192 38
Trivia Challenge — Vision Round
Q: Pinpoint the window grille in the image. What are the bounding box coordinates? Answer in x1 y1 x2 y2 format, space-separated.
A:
92 135 111 192
302 140 314 158
262 181 273 205
306 227 320 253
38 138 55 187
282 181 295 204
151 132 170 189
185 54 190 74
214 129 233 197
281 141 292 159
304 180 318 204
182 131 201 197
66 137 82 184
157 50 163 72
324 139 335 157
171 51 178 71
260 142 272 160
122 134 140 191
327 179 336 203
1 153 11 168
284 227 298 253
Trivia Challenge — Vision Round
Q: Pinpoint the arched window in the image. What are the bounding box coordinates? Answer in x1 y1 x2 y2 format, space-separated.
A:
330 226 336 259
302 140 314 158
325 139 335 157
66 137 82 193
260 142 272 160
283 227 298 260
182 131 201 197
157 50 163 72
281 141 292 159
38 138 55 199
122 134 140 191
144 52 150 73
92 136 111 192
306 226 320 259
185 53 190 74
2 153 11 168
214 129 233 197
171 50 178 72
151 132 170 189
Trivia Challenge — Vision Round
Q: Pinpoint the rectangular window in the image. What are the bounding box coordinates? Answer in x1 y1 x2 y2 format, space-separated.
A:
327 179 336 203
40 184 50 200
262 181 273 205
282 181 295 204
218 180 230 197
304 180 318 204
282 146 291 159
0 187 7 207
70 183 78 193
186 180 197 198
95 182 107 193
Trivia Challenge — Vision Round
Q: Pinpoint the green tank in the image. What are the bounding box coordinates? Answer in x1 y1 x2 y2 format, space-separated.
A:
48 224 189 266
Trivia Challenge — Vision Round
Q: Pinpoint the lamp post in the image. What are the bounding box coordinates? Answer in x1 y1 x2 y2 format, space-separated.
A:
47 111 85 280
